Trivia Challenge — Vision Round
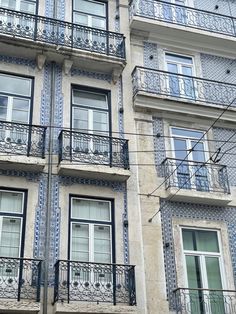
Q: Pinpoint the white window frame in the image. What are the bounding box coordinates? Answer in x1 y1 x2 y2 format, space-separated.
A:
180 227 227 314
170 126 211 190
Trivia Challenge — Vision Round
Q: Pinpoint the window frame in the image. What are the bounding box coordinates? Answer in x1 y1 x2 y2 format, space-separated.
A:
0 0 38 14
68 195 116 264
165 52 195 76
72 0 109 31
71 85 112 137
180 227 227 295
0 72 34 126
0 187 27 258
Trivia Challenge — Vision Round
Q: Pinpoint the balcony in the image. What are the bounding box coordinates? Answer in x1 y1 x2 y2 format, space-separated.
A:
0 257 42 312
0 7 126 76
161 158 231 205
174 288 236 314
132 67 236 117
58 130 130 181
129 0 236 53
0 121 46 171
53 260 136 312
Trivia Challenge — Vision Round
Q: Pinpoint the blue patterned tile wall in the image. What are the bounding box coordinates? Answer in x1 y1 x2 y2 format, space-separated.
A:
143 42 158 69
194 0 236 17
213 127 236 186
160 200 236 310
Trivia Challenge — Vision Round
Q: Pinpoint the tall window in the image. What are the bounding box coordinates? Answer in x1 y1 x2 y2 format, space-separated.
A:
0 73 32 143
70 197 113 264
72 0 107 49
72 88 110 154
165 53 195 99
182 228 225 314
171 127 209 191
0 189 25 258
161 0 189 24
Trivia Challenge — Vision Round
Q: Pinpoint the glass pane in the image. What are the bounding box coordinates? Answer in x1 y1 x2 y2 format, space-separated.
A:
167 63 178 74
182 66 193 76
0 75 31 97
73 107 88 131
12 98 30 123
0 191 23 213
71 223 89 262
182 229 194 251
186 255 204 314
92 17 106 30
73 90 108 110
20 0 36 13
0 0 16 9
166 54 193 64
0 217 21 257
0 95 8 120
173 139 187 160
93 111 108 134
74 0 106 17
172 128 204 139
206 257 225 314
196 230 219 252
73 12 88 26
72 199 110 221
192 142 205 162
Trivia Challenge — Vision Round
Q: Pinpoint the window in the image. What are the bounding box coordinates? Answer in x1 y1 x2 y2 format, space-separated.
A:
182 228 225 314
69 197 114 283
0 0 37 14
72 0 107 51
165 53 195 99
160 0 192 24
72 87 110 154
0 73 32 144
171 127 209 191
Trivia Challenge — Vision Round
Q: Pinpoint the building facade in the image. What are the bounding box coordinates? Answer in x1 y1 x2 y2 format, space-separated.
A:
1 0 236 314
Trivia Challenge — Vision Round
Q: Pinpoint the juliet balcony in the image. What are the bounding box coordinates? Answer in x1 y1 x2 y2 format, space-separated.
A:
0 257 42 313
0 7 126 78
161 158 231 205
0 121 46 171
174 288 236 314
129 0 236 54
58 130 130 181
132 67 236 118
53 260 136 313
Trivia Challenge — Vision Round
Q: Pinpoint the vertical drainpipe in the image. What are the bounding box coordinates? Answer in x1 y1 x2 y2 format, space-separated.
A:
43 61 56 314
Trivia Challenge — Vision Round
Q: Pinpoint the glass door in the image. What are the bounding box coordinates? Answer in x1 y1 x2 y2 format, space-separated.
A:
162 0 187 24
183 229 225 314
166 53 195 99
73 0 107 52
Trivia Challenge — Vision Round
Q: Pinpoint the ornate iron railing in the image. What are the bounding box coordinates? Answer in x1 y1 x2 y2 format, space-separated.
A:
132 67 236 107
130 0 236 37
174 288 236 314
58 130 129 169
0 257 42 301
162 158 230 194
0 7 125 58
0 121 46 158
54 260 136 305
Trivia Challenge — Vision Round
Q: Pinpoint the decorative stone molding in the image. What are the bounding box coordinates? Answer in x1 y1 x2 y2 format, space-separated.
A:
0 300 40 312
36 54 46 70
63 59 73 75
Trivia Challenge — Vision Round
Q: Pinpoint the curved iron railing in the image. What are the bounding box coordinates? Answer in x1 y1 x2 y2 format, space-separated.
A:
132 67 236 107
0 120 46 158
174 288 236 314
0 257 42 301
58 130 130 169
54 260 136 305
130 0 236 37
162 158 230 194
0 7 125 58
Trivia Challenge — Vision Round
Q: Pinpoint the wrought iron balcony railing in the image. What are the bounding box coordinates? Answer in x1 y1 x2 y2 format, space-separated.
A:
58 130 130 169
130 0 236 37
0 7 125 58
54 260 136 305
0 121 46 158
132 67 236 107
174 288 236 314
162 158 230 194
0 257 42 301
